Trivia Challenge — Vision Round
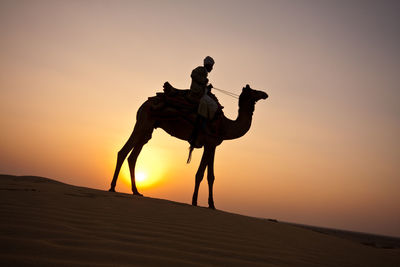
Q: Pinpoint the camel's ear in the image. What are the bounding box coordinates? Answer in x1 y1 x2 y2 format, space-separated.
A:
243 84 250 92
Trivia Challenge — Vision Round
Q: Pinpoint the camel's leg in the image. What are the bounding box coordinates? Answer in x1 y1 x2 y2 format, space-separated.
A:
109 131 136 192
127 118 154 195
127 141 146 196
109 104 154 192
207 146 216 209
192 146 213 206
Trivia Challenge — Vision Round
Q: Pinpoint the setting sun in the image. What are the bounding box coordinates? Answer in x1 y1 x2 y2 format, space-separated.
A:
135 171 147 183
121 166 157 189
116 145 170 190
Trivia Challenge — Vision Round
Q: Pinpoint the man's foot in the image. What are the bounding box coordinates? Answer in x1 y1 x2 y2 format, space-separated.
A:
189 139 203 149
188 137 202 149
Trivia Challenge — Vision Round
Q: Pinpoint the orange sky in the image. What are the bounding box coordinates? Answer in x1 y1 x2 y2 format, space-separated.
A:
1 0 399 237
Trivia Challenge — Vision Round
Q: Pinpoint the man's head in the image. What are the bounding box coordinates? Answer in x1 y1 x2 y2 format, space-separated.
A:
203 56 215 72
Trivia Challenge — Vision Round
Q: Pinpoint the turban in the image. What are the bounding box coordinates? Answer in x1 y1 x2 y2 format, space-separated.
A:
204 56 215 65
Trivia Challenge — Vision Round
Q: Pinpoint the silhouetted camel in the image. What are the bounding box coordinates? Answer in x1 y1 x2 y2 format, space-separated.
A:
109 84 268 209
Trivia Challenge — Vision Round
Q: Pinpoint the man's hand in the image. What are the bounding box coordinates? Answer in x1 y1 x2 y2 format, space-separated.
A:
207 84 213 90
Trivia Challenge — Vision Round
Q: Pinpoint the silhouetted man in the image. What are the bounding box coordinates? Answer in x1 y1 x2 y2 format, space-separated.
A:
189 56 220 148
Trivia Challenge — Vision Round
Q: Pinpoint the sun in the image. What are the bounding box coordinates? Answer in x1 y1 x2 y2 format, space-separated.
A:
135 171 147 183
121 167 152 187
116 145 170 190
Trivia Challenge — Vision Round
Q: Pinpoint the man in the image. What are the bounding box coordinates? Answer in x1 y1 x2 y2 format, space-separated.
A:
188 56 214 102
188 56 220 150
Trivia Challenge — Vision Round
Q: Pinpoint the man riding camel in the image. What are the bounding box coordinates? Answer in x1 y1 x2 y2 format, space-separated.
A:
188 56 223 149
161 56 223 150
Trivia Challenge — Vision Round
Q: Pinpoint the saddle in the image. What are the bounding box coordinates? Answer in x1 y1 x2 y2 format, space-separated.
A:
148 82 223 135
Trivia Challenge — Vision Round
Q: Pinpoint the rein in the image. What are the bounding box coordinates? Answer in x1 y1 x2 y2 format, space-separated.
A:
212 87 239 99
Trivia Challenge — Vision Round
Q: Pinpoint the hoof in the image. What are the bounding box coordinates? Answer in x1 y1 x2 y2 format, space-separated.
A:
133 192 143 197
108 188 115 192
208 203 216 210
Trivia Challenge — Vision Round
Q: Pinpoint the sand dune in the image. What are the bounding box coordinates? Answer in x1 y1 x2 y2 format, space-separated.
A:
0 174 399 266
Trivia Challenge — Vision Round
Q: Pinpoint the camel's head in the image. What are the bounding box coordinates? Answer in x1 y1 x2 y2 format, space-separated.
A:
239 84 268 106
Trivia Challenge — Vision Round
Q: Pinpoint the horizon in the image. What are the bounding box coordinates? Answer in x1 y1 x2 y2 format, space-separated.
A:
1 0 399 237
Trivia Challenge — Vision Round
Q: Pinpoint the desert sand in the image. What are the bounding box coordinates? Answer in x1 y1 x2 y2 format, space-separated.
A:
1 174 399 266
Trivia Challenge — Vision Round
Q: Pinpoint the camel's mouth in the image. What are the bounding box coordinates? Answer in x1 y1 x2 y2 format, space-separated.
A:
255 91 268 101
261 92 268 99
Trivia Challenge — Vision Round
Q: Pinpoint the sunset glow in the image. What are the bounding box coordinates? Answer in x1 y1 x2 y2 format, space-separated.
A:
135 171 147 183
119 146 170 189
1 1 399 237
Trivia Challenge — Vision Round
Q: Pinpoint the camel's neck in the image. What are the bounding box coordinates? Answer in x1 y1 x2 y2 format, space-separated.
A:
222 103 254 140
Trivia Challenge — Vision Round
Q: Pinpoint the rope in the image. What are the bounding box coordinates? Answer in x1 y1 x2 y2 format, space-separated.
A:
212 87 239 99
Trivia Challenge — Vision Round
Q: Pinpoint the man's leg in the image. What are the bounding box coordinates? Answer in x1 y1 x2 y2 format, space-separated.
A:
189 115 205 147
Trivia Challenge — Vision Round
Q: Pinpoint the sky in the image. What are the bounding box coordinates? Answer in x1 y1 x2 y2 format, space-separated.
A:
1 0 399 237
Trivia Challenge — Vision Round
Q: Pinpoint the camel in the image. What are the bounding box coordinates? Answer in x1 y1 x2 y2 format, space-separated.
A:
109 84 268 209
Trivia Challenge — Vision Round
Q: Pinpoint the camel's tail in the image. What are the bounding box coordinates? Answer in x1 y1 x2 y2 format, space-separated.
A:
187 146 194 164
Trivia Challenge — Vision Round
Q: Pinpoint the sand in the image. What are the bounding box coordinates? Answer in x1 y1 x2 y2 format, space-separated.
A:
0 174 399 266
